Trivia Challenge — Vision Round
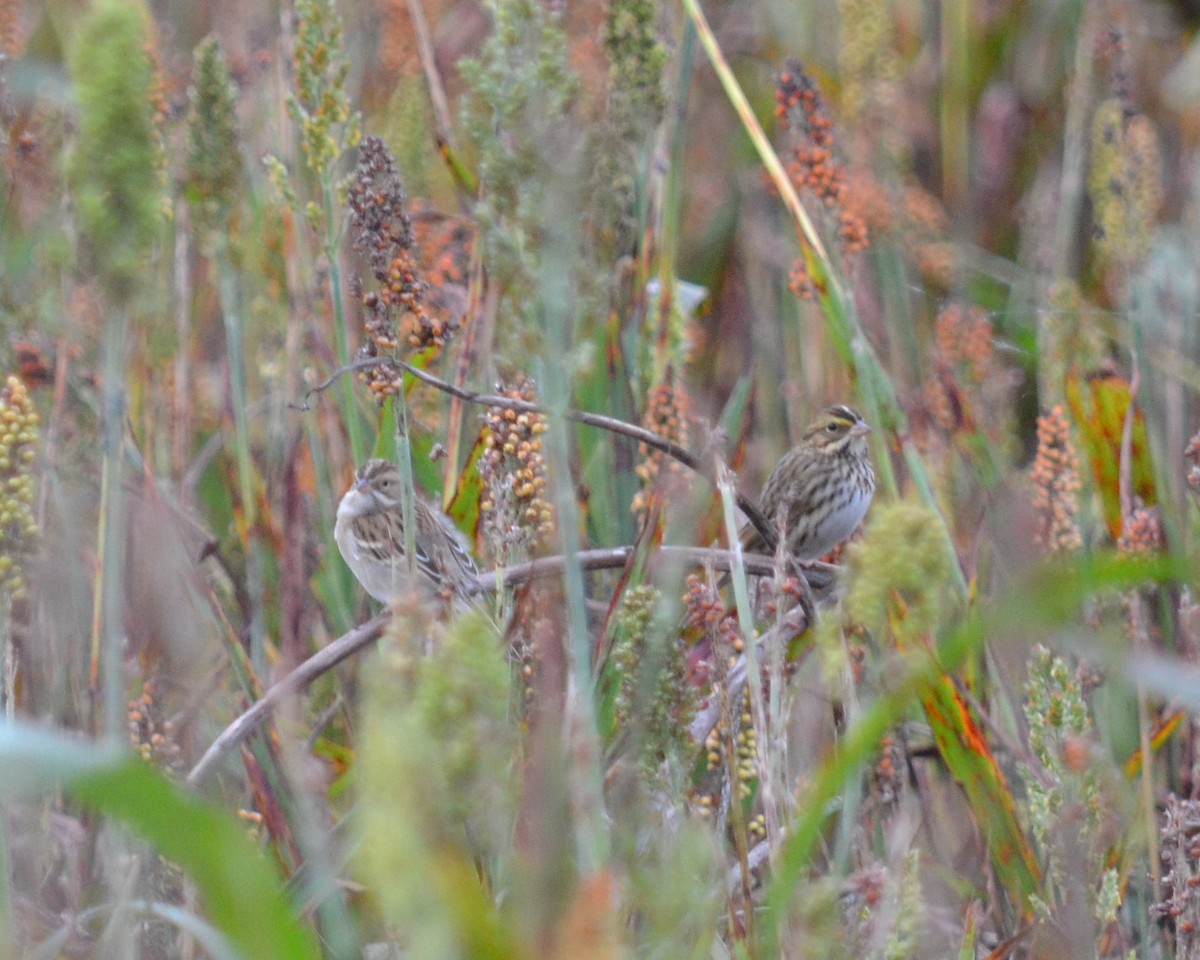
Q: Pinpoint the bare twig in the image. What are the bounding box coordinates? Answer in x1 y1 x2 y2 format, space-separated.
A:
292 357 780 550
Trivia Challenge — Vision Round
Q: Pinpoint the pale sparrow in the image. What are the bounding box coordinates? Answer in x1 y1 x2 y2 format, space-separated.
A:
335 458 480 604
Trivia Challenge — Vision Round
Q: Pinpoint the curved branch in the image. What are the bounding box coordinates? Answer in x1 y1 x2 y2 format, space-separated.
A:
186 613 389 788
187 546 838 788
292 357 779 551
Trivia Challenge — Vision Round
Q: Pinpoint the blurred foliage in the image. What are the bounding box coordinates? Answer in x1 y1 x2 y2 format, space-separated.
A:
66 0 164 301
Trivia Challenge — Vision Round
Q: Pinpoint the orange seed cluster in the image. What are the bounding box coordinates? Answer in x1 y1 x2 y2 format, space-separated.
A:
774 59 869 295
683 573 724 633
872 733 904 805
787 261 818 301
1118 506 1163 556
479 376 553 558
923 304 999 434
632 378 691 516
128 680 184 776
349 136 460 402
775 62 845 207
935 304 995 382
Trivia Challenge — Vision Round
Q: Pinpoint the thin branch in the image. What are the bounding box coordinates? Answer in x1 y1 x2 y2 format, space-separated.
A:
403 0 454 151
726 838 772 893
474 546 837 595
292 357 780 550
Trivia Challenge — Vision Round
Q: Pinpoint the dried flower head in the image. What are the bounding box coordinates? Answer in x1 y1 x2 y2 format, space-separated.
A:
0 375 38 599
348 137 459 402
1030 407 1083 554
1117 505 1163 556
478 376 553 563
349 136 415 287
632 376 691 516
289 0 360 176
1151 794 1200 951
774 60 868 298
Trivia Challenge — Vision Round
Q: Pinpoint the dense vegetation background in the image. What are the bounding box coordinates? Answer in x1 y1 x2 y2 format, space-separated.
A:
2 0 1200 956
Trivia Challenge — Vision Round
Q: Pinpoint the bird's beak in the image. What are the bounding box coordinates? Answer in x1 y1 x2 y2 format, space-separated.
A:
850 420 872 437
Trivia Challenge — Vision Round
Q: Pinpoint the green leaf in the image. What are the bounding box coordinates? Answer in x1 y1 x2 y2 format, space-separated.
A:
0 724 319 960
922 678 1039 907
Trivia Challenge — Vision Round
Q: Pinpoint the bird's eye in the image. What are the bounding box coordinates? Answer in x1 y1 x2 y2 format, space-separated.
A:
826 422 838 432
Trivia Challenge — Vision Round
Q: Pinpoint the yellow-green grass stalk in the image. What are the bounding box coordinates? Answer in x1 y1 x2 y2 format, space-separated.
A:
538 346 610 874
214 240 267 667
321 173 367 466
679 0 837 297
681 0 968 598
68 0 163 740
289 0 366 465
717 463 785 857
